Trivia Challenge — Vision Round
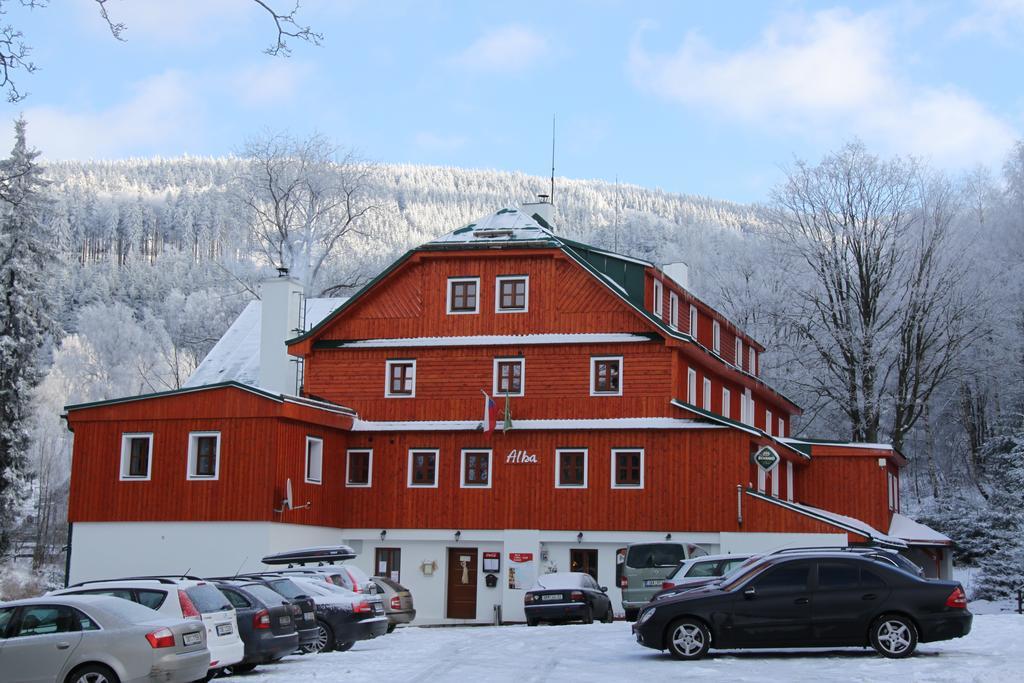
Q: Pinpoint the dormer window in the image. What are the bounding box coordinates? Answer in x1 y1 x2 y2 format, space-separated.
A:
712 321 721 354
652 279 664 318
689 305 698 338
669 292 679 329
749 348 757 376
447 277 479 314
496 276 528 312
735 338 743 369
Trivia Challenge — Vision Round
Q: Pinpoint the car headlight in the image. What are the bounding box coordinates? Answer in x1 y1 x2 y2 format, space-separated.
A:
637 607 656 625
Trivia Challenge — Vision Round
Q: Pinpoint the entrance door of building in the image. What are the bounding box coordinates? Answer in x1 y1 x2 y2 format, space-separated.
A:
375 547 401 582
446 547 478 619
571 548 599 581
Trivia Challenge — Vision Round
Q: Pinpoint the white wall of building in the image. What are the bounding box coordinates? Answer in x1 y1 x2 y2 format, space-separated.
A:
719 532 846 554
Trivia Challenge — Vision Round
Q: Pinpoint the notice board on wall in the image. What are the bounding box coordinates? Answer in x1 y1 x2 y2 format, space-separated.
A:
507 552 535 590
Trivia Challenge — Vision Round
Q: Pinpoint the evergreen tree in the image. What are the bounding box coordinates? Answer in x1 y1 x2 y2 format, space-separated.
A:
974 433 1024 599
0 118 56 556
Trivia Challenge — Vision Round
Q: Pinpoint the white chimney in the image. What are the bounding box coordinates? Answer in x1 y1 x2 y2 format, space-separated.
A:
259 270 303 395
520 195 554 228
662 262 690 290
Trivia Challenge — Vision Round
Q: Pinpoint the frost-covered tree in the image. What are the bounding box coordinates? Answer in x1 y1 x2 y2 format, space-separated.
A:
0 117 56 555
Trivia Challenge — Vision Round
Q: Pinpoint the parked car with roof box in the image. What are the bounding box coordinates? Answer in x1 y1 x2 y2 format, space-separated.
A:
0 594 209 683
524 572 614 626
370 576 416 633
211 580 300 674
617 542 708 620
633 552 971 660
48 576 244 676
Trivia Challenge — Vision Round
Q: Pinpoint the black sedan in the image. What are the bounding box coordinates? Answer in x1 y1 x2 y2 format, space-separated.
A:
228 574 320 652
633 553 971 659
524 572 614 625
213 580 300 673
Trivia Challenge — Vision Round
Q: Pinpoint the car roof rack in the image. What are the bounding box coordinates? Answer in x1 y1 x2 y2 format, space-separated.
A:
66 576 192 588
770 546 891 556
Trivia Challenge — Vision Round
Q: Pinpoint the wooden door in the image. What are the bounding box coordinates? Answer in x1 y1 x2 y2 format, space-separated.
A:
446 547 478 619
375 547 401 583
571 548 599 581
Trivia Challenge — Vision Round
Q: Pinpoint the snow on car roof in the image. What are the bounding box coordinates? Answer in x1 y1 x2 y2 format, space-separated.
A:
532 572 590 590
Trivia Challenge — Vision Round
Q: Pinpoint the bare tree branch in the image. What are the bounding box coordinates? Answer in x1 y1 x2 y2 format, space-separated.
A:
251 0 323 56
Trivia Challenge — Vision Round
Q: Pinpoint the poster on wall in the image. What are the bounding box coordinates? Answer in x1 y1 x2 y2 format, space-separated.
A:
507 552 535 590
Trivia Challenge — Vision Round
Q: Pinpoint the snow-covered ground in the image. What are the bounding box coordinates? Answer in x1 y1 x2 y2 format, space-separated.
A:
241 614 1017 682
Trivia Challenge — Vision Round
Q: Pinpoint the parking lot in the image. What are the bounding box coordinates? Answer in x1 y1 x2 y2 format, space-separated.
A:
239 615 1016 682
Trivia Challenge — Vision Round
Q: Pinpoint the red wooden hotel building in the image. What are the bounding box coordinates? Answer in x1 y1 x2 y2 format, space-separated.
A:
63 203 952 624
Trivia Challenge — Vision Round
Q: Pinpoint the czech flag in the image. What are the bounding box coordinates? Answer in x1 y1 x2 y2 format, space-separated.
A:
482 391 497 435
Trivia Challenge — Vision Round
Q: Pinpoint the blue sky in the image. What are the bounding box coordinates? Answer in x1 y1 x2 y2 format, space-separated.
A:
3 0 1023 202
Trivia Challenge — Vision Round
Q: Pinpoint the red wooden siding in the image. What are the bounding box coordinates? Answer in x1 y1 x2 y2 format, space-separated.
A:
796 448 895 532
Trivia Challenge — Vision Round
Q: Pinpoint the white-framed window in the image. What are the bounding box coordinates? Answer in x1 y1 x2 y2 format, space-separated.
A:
757 465 766 493
305 436 323 485
749 348 756 375
771 464 780 497
766 410 773 437
346 449 373 487
460 449 492 488
408 449 439 488
611 448 644 489
741 389 753 426
687 368 697 404
735 338 743 369
187 431 220 480
556 448 588 488
496 275 529 313
887 472 895 510
446 277 480 314
689 305 698 338
786 461 794 502
669 291 679 329
712 321 721 354
652 279 664 318
120 433 153 481
722 388 731 419
590 356 623 396
778 417 785 438
493 357 525 397
703 378 712 410
385 359 416 397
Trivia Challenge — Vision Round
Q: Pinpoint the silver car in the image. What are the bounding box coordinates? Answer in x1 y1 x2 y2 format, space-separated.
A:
0 594 210 683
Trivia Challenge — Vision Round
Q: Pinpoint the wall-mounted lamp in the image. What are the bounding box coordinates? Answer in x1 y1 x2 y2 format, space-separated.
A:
577 532 584 544
454 530 462 542
665 533 672 542
380 530 387 542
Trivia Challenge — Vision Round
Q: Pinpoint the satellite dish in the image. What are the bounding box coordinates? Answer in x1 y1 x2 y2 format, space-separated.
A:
285 478 293 511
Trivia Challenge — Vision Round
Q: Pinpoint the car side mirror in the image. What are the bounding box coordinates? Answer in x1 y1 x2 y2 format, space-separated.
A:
743 586 756 599
600 586 608 593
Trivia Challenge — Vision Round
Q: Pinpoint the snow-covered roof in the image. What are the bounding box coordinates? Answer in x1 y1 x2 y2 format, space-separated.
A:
888 512 952 546
747 491 907 548
428 207 556 245
779 438 896 451
185 297 346 389
351 417 722 432
327 333 653 349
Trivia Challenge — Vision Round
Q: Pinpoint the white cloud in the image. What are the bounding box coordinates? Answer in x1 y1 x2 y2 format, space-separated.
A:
25 71 202 159
73 0 248 45
629 8 1018 168
413 131 467 152
449 25 549 74
229 60 315 108
952 0 1024 42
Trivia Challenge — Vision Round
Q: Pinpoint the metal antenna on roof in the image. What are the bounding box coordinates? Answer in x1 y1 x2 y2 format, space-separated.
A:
550 114 556 206
614 174 620 253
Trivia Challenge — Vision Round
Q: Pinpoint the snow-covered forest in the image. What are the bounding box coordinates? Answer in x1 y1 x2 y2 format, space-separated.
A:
3 129 1024 598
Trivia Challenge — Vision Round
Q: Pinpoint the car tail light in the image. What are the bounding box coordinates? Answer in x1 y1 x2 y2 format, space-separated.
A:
391 596 401 610
946 586 968 609
253 609 271 629
353 600 372 614
570 591 584 602
178 590 200 619
619 576 628 589
662 582 674 590
290 604 301 617
146 627 176 649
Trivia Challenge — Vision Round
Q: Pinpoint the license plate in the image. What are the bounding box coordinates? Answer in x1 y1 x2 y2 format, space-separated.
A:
373 605 383 614
304 611 314 621
183 631 202 646
216 623 233 636
643 579 662 587
541 594 561 601
280 615 291 625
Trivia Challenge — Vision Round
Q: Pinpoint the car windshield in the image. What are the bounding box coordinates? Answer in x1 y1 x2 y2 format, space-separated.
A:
686 561 722 578
626 544 685 569
185 584 232 613
243 584 290 606
266 579 305 600
374 577 404 592
719 559 775 591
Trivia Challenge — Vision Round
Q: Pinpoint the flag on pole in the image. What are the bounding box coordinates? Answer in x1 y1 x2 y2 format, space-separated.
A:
481 390 497 435
502 391 513 433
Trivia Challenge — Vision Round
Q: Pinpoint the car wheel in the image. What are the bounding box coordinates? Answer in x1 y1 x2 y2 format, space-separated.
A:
624 608 639 622
222 663 257 675
870 615 918 658
313 619 335 653
386 623 397 634
67 664 120 683
335 641 355 652
527 617 539 626
602 607 614 623
666 618 711 660
582 607 594 625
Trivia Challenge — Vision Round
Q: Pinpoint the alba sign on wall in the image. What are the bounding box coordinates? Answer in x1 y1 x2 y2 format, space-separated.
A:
753 446 780 473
